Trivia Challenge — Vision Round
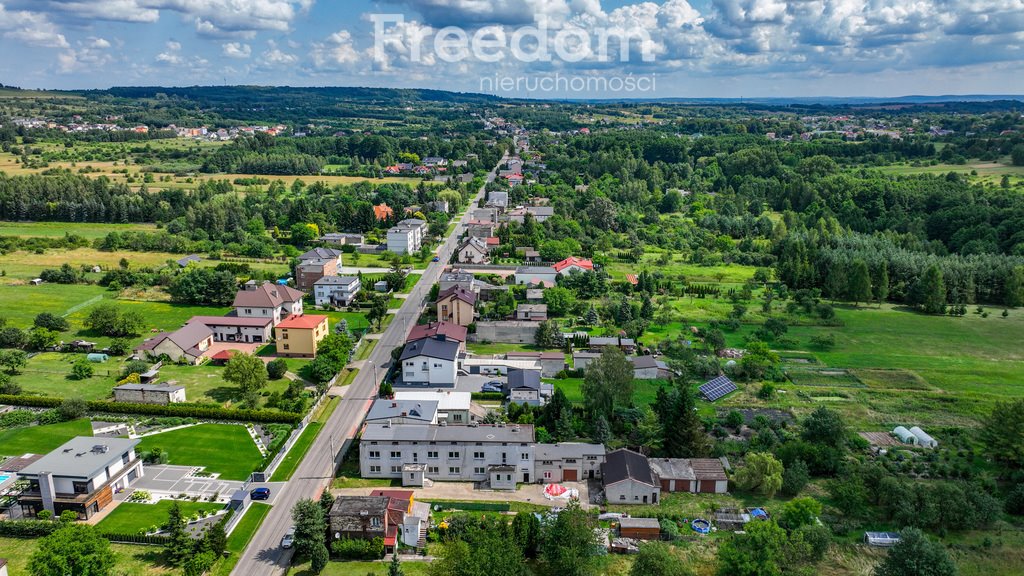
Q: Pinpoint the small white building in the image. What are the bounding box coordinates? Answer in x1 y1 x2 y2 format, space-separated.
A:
399 337 460 386
113 383 186 405
909 426 937 448
513 266 557 286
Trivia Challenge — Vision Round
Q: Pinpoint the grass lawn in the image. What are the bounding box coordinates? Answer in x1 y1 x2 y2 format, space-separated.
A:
0 419 93 457
0 283 109 323
271 396 340 481
466 342 547 355
210 502 272 576
603 253 758 284
154 363 291 409
872 159 1024 187
0 536 176 575
0 248 185 282
548 377 668 406
97 500 226 535
321 310 370 333
352 339 377 362
135 424 264 480
11 352 120 399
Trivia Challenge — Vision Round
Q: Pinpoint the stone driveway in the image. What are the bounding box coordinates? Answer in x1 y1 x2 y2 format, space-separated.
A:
205 341 263 357
131 465 285 505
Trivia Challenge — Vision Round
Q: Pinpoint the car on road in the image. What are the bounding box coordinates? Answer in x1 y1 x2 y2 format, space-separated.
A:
432 256 440 262
250 487 271 500
280 526 295 549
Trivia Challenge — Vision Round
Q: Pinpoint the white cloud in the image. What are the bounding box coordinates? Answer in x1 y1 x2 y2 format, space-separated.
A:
0 2 69 48
146 0 312 33
310 29 361 70
222 42 252 58
259 41 298 67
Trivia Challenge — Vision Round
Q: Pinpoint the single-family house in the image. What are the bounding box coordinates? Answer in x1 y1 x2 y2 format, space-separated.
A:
435 286 477 327
295 248 343 291
275 314 329 358
466 220 496 238
486 191 509 209
188 315 273 344
515 304 548 321
573 351 601 371
407 321 468 352
588 336 637 354
508 206 553 223
387 219 427 255
113 383 186 405
602 449 660 505
328 496 395 550
399 337 460 386
471 208 497 222
525 288 545 302
369 489 431 549
394 390 478 425
313 276 361 306
513 266 557 286
423 157 447 167
534 443 606 482
134 323 213 365
505 351 565 378
374 203 394 221
17 437 143 520
457 237 490 264
233 281 304 326
553 257 594 277
505 369 544 406
319 232 364 246
438 271 477 294
630 355 673 380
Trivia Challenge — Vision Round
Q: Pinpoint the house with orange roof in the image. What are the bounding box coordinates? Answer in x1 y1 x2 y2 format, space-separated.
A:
374 203 394 221
553 256 594 276
275 314 329 358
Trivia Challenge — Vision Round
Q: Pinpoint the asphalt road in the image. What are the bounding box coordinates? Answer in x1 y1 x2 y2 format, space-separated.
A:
231 156 503 575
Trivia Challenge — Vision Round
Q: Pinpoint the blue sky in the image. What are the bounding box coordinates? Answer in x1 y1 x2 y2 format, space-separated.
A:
1 0 1022 98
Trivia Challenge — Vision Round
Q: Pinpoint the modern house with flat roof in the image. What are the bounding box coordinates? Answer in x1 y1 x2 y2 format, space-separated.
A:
17 437 143 520
366 399 440 425
312 276 361 306
187 315 273 344
393 390 479 425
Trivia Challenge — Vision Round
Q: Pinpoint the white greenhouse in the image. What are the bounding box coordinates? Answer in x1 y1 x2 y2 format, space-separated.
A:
892 426 917 445
910 426 938 448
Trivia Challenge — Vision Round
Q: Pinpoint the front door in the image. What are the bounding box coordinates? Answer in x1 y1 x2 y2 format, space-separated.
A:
523 472 530 483
643 495 648 504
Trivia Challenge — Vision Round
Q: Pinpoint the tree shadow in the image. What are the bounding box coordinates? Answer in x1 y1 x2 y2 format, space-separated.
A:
206 386 242 403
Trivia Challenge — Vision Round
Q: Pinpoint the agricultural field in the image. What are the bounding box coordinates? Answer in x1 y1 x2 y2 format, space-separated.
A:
872 159 1024 187
134 424 264 480
0 221 158 239
0 419 93 457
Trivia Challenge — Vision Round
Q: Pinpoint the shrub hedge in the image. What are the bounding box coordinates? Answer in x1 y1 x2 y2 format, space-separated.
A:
423 500 511 512
0 395 302 424
470 392 505 401
0 520 59 537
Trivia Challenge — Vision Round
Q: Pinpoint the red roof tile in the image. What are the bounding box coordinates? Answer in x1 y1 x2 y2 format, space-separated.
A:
276 314 328 330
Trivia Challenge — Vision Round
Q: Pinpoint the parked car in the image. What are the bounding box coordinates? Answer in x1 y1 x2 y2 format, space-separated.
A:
481 384 502 393
281 526 296 549
250 487 271 500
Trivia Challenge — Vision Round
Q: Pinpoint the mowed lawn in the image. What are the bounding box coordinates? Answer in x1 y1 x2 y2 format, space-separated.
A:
10 352 120 400
155 363 292 409
135 424 263 480
97 500 226 535
0 419 93 457
0 282 109 324
210 502 272 576
547 377 668 406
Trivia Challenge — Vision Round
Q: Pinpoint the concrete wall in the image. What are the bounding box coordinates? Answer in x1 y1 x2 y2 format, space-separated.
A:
471 321 539 344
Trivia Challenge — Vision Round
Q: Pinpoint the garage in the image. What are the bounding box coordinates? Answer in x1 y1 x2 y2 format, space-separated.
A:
564 469 578 481
698 480 716 493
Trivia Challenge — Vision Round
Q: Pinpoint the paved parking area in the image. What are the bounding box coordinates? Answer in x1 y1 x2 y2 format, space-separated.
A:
455 374 505 393
131 465 285 505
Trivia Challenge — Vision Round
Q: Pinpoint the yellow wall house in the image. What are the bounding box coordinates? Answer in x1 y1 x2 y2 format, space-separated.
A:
275 314 329 358
435 286 477 327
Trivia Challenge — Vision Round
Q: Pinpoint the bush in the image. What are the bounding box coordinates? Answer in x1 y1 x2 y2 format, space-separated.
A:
0 409 35 429
108 338 131 356
330 537 385 560
1006 484 1024 515
0 520 59 538
266 358 288 380
58 398 88 420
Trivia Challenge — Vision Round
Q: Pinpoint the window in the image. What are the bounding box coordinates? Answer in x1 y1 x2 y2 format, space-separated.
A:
521 453 530 460
448 451 460 459
370 517 381 528
368 451 380 459
283 344 289 350
390 451 401 459
565 459 577 464
544 471 552 479
427 451 438 459
449 467 460 475
634 495 639 501
433 363 441 368
391 466 401 473
428 466 439 474
473 451 485 460
282 332 289 340
620 495 626 500
474 467 485 474
121 452 130 465
72 481 89 494
369 465 381 473
452 414 463 422
245 309 252 314
586 456 597 460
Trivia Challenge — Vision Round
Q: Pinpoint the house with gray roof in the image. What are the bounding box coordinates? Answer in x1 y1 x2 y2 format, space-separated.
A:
366 399 439 425
134 322 213 365
513 266 557 286
313 275 361 306
233 281 304 326
602 448 660 505
399 337 460 386
17 437 143 520
113 383 185 405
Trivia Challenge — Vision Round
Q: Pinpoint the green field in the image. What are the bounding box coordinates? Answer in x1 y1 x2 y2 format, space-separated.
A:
288 559 431 576
873 159 1024 186
96 500 226 535
135 424 264 480
0 419 93 457
210 502 272 576
0 221 158 239
547 377 668 406
154 363 292 409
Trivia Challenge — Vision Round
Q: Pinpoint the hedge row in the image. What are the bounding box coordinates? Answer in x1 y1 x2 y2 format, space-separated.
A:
101 532 170 545
0 520 59 538
0 395 303 424
470 392 505 401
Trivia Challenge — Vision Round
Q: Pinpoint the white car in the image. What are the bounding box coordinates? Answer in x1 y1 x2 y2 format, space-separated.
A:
280 526 296 549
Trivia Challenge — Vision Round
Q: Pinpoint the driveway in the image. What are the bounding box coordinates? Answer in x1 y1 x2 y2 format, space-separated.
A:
454 374 505 393
132 465 286 505
206 341 263 357
331 480 592 509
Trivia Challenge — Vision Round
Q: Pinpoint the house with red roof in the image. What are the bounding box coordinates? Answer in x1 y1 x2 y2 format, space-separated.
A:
374 203 394 221
407 321 468 351
553 256 594 276
274 314 329 358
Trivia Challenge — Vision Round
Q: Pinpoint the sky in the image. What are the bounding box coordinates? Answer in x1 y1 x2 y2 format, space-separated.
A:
0 0 1023 99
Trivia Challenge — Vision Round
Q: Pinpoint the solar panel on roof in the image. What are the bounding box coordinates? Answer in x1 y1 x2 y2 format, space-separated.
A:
699 376 737 402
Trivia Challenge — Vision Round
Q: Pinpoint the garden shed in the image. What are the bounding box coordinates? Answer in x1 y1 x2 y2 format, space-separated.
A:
892 426 917 444
618 517 661 540
910 426 937 448
86 353 109 363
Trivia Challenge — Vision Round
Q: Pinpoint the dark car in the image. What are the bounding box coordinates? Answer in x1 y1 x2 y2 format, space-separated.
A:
481 382 503 393
432 256 440 262
250 487 271 500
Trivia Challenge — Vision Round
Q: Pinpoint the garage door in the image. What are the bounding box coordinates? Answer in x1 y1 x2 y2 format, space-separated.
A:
563 469 578 481
699 480 715 493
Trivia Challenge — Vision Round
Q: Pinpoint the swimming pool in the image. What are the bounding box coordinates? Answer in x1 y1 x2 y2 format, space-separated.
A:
0 474 12 483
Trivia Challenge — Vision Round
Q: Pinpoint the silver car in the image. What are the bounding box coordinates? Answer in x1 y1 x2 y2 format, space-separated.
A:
280 526 296 549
